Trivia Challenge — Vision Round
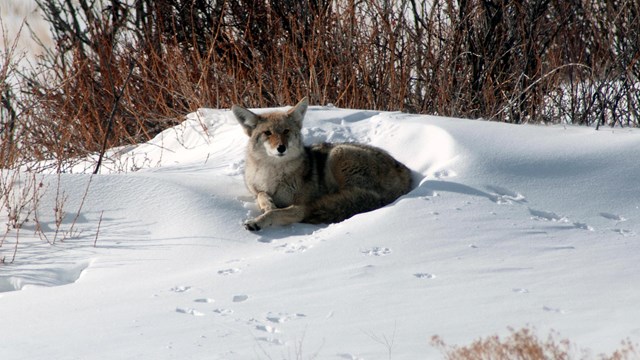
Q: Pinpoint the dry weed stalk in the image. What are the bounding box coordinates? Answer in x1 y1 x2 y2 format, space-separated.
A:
432 327 639 360
0 170 101 263
51 172 67 243
0 171 45 263
93 210 104 248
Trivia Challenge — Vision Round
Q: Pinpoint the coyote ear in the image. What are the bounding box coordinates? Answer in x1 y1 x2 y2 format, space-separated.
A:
232 105 260 136
287 97 308 127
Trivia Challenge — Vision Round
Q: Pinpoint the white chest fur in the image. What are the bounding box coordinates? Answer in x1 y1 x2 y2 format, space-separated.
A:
244 156 304 207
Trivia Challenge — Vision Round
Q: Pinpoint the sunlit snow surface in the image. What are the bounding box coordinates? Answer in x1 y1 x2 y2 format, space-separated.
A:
1 105 639 359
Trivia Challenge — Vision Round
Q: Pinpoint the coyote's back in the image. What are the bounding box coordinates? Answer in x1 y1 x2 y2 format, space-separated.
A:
232 98 412 231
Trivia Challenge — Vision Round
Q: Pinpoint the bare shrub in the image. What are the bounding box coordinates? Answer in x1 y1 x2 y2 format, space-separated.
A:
1 17 23 169
1 0 638 169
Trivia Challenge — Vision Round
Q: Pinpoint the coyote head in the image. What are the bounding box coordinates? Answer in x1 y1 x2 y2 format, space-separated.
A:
232 98 308 159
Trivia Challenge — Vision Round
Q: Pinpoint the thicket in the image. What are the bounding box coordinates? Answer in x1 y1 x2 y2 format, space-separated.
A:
1 0 639 170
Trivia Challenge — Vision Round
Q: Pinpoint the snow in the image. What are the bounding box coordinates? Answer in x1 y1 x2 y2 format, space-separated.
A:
1 105 640 359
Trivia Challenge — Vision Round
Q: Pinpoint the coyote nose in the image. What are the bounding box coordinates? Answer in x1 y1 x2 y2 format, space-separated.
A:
277 145 287 154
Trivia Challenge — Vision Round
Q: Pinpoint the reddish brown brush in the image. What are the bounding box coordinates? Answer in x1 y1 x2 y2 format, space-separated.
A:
432 327 638 360
1 0 638 170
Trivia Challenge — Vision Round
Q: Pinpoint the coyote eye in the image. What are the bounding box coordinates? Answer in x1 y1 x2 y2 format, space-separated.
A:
283 129 290 135
264 130 272 136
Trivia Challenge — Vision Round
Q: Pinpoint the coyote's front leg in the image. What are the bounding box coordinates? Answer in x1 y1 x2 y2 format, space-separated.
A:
256 192 276 212
244 205 306 231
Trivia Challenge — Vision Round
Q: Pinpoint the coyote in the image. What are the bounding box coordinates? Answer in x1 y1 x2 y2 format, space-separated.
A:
232 98 412 231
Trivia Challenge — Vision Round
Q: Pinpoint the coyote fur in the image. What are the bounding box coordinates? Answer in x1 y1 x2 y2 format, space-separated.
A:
232 98 412 231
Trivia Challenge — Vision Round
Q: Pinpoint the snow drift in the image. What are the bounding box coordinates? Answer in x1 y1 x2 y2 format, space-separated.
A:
1 106 639 359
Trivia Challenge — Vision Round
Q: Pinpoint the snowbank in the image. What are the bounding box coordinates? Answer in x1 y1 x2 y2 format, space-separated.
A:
1 106 639 359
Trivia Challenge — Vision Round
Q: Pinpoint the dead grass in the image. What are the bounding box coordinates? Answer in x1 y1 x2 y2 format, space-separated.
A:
432 327 639 360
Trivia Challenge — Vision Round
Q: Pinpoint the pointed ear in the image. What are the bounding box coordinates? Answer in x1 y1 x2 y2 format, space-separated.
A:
287 97 308 126
232 105 260 136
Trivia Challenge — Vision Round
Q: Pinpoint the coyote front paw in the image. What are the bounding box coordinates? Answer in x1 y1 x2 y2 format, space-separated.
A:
243 219 261 231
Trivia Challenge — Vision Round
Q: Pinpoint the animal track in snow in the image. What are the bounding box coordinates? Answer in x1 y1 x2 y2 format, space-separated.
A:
527 209 592 230
274 242 310 254
232 294 249 303
486 186 526 204
572 222 594 231
361 247 391 256
224 160 244 177
613 228 635 237
255 324 279 333
213 308 234 316
414 273 436 279
542 305 565 314
176 307 205 316
266 312 307 323
600 213 627 222
217 268 241 275
528 208 568 222
194 298 214 303
256 337 285 345
170 286 192 293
